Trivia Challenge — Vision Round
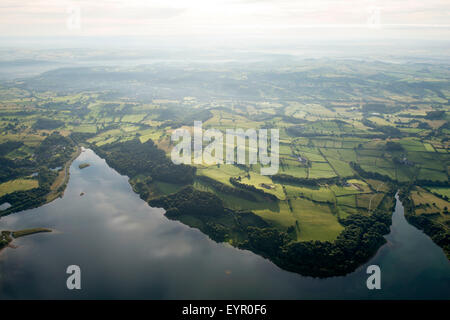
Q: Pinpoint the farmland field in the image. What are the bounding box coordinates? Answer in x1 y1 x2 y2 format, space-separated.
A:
0 56 449 279
0 179 38 197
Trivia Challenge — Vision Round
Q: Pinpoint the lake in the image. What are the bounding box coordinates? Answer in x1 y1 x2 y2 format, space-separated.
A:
0 149 449 299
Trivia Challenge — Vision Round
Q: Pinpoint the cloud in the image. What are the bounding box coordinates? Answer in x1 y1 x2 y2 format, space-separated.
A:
0 0 448 38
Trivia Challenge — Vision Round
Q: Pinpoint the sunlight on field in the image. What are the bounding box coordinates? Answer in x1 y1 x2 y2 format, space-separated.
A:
0 179 39 197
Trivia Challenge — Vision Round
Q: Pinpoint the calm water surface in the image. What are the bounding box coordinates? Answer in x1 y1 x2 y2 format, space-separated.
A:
0 149 449 299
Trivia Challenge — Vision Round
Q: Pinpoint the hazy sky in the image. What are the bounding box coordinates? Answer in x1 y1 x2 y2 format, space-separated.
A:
1 0 449 41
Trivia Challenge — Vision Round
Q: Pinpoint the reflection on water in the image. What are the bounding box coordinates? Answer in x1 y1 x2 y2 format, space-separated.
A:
0 149 449 299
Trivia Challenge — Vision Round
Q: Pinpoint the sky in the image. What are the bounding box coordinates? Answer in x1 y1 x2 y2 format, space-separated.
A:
0 0 449 44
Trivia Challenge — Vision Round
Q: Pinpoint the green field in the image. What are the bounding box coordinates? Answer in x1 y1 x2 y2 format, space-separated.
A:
0 58 448 269
0 179 39 197
427 187 450 199
290 198 344 241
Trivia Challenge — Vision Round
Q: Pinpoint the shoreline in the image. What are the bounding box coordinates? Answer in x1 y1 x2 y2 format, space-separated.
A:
0 144 82 218
0 228 52 253
45 145 82 203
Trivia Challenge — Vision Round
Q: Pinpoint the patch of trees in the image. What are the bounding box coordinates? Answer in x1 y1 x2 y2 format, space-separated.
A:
400 110 447 121
32 118 65 130
37 167 58 189
35 132 76 168
427 189 449 201
425 110 446 120
0 231 13 249
0 141 23 157
155 109 213 128
350 162 394 183
157 120 184 129
229 177 278 201
149 186 269 242
363 103 404 115
244 227 290 257
70 132 96 144
271 173 342 186
286 125 388 139
3 123 19 133
196 175 257 201
406 214 450 259
156 108 177 121
280 116 308 125
385 141 404 152
415 179 450 187
362 103 388 113
94 138 195 184
150 186 226 217
182 109 213 125
0 111 33 117
286 126 326 138
235 211 269 229
0 157 35 183
417 122 432 129
362 119 402 138
0 187 48 216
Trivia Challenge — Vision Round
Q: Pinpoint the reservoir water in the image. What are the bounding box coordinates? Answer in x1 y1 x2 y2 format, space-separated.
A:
0 149 449 299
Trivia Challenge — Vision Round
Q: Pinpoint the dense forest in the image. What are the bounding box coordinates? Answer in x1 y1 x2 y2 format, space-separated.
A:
0 132 76 216
94 139 196 185
151 186 270 242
